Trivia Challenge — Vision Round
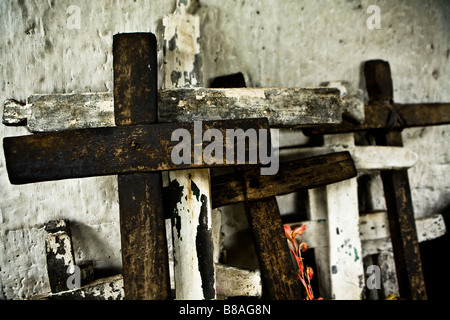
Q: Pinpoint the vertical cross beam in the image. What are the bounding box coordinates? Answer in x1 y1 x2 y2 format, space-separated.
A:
113 33 170 300
365 60 427 300
163 1 215 300
215 73 301 299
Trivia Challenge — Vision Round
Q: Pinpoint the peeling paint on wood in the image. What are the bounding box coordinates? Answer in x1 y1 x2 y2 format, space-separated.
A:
45 230 75 293
40 263 264 300
163 0 215 300
2 87 343 132
288 213 446 252
158 87 342 127
279 145 418 171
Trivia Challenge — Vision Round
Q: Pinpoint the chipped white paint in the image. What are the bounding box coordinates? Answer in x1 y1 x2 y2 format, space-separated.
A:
280 145 418 171
45 231 74 266
287 213 446 252
169 170 214 300
42 263 262 299
162 0 201 89
42 274 124 300
368 213 447 243
327 177 364 300
2 87 342 132
222 87 266 99
164 0 215 300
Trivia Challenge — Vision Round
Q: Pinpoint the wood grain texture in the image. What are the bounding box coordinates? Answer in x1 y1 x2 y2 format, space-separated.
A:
210 151 356 208
243 196 303 299
2 87 343 132
113 33 170 300
3 118 269 184
304 102 450 135
366 59 427 300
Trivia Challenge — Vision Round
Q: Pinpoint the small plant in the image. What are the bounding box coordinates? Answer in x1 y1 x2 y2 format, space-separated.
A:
284 224 322 300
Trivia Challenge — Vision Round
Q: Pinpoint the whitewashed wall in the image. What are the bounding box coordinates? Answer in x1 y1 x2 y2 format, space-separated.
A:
0 0 449 299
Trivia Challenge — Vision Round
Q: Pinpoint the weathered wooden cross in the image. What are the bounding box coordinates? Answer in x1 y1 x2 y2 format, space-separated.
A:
3 32 272 300
2 1 352 300
303 59 450 300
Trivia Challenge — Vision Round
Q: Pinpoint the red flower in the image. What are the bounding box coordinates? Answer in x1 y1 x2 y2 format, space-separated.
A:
284 224 293 241
292 225 306 238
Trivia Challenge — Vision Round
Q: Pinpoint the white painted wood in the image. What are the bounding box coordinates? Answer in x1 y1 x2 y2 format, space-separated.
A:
288 213 446 251
327 177 365 300
164 0 215 300
306 187 331 299
324 134 364 300
2 87 342 132
169 170 214 300
279 146 418 170
38 263 262 300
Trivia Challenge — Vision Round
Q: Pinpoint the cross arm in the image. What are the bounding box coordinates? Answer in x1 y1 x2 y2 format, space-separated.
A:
3 118 269 184
2 87 343 132
303 102 450 135
209 151 356 208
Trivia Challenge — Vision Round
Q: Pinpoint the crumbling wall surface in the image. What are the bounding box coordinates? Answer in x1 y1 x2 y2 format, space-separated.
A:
0 0 449 299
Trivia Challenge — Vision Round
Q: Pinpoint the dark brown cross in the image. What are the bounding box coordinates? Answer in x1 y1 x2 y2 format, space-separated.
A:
2 33 269 300
305 59 450 300
204 74 357 299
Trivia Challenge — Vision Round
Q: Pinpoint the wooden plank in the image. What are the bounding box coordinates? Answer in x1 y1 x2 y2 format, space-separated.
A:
288 213 446 251
243 196 302 299
42 274 125 300
306 187 331 298
366 59 427 300
279 145 418 171
113 33 170 300
158 87 342 127
163 0 215 300
359 212 446 243
40 264 263 300
2 87 343 132
210 151 356 208
327 177 365 299
304 102 450 135
321 133 365 299
3 118 269 184
45 220 76 293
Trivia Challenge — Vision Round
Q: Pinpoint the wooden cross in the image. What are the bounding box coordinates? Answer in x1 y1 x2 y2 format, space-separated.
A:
2 33 271 300
304 59 450 300
2 2 349 300
2 38 347 302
